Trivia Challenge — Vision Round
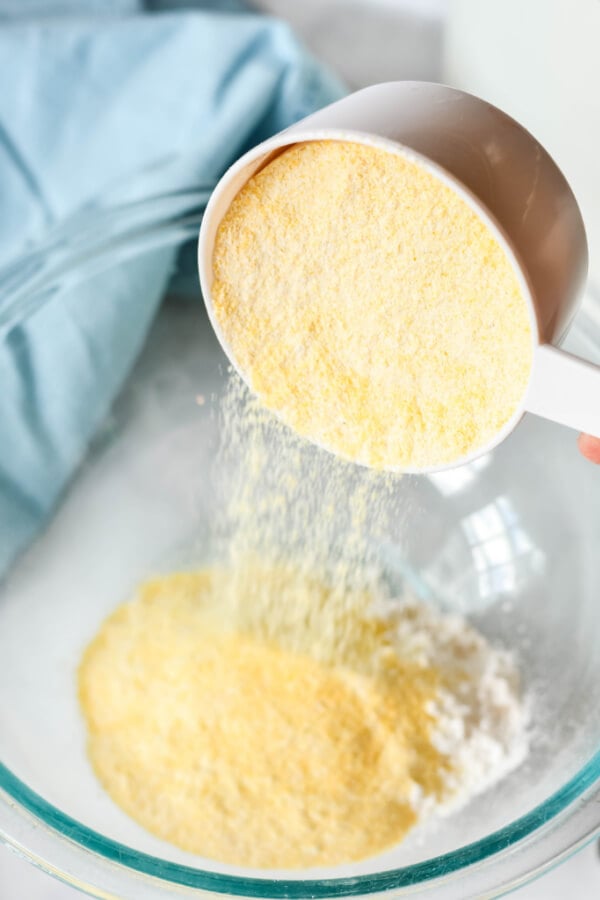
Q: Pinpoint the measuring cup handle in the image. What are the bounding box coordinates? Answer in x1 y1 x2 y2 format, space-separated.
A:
525 344 600 437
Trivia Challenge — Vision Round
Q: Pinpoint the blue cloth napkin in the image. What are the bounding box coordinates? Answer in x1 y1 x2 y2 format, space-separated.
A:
0 1 344 575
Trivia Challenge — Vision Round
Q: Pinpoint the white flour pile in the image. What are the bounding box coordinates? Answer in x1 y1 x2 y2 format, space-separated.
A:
392 598 529 823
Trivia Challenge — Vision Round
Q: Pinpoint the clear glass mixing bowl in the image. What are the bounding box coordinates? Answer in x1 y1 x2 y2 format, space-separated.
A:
1 188 600 900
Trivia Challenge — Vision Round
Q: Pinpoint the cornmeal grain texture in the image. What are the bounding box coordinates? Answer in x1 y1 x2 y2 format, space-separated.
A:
79 568 445 869
212 141 533 469
79 564 528 870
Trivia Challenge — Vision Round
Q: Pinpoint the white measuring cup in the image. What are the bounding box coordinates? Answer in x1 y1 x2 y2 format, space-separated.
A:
198 81 598 472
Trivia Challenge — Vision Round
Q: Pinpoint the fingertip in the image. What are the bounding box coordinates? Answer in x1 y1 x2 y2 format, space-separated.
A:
577 433 600 464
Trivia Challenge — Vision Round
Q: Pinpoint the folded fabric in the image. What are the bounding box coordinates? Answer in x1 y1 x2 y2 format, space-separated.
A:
0 1 344 576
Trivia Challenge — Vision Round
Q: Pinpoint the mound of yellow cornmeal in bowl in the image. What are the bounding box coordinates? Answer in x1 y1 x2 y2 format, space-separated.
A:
79 562 528 869
211 140 533 470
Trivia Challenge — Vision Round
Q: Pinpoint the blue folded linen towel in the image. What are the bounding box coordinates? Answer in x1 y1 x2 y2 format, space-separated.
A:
0 0 344 575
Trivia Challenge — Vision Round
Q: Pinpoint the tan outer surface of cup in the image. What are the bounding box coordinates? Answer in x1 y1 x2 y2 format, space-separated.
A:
200 81 588 347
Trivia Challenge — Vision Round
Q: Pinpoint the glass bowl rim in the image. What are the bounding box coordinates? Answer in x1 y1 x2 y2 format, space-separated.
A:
2 753 600 897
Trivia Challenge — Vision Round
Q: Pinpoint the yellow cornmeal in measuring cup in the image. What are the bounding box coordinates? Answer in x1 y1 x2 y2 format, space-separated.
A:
211 140 533 470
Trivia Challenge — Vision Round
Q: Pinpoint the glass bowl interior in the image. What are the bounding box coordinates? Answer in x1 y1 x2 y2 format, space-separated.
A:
1 194 600 898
